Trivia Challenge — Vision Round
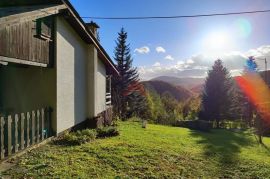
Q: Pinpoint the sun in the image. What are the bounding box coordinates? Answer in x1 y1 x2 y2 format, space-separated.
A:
203 31 233 53
208 32 228 49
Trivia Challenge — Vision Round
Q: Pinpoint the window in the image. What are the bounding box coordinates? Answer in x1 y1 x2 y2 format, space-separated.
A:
35 17 52 41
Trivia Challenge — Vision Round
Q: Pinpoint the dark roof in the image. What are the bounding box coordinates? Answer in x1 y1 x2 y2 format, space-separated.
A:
0 0 119 75
0 0 62 7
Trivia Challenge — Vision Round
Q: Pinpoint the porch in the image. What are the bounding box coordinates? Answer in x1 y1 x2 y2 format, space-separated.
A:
0 63 56 160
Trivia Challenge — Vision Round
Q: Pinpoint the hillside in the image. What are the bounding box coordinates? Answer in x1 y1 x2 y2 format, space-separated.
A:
151 76 205 89
5 121 270 178
190 84 204 94
142 80 192 101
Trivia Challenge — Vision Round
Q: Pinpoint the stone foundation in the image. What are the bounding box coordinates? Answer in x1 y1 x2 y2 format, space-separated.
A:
95 106 113 128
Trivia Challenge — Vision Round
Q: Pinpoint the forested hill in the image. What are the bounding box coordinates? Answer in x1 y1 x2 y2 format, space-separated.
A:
151 76 205 89
142 80 192 101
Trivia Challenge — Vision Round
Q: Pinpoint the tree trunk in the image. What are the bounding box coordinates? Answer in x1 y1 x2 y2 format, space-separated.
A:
256 114 264 144
258 134 263 144
216 120 220 129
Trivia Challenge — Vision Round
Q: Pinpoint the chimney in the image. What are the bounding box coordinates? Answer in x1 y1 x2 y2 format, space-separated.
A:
85 21 100 38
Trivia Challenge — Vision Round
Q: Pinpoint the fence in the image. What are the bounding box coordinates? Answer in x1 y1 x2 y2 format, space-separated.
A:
0 107 52 160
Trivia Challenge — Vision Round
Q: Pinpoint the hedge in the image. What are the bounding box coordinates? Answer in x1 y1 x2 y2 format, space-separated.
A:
176 120 213 132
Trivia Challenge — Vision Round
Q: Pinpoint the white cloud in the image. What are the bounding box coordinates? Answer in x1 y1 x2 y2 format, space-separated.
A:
134 46 150 54
156 46 166 53
186 59 194 64
153 62 161 67
165 55 174 61
177 61 184 65
138 45 270 80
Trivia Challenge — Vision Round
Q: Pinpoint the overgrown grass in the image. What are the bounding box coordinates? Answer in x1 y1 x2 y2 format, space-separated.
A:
3 121 270 178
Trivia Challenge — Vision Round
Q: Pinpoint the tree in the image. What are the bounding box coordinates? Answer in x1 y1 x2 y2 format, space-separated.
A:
112 28 146 119
201 59 232 128
236 57 270 144
183 96 201 120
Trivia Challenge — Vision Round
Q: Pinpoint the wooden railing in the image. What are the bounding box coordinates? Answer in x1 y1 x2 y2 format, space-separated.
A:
106 93 112 106
0 107 52 160
106 75 112 106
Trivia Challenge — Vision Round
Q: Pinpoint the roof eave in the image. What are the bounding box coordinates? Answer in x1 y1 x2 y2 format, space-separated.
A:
61 0 119 76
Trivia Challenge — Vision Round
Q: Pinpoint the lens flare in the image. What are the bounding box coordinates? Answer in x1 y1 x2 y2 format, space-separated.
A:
235 73 270 123
234 18 252 38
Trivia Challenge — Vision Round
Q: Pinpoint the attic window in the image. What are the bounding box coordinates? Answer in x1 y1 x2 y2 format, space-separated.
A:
35 17 52 41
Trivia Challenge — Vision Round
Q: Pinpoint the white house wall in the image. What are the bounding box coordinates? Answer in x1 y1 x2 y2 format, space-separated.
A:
55 16 108 134
96 58 106 115
56 16 89 134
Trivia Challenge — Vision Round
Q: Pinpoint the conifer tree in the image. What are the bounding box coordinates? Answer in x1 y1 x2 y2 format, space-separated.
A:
201 59 232 128
112 28 146 119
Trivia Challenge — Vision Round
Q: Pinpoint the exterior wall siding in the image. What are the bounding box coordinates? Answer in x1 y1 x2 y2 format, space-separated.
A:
0 65 56 131
0 17 53 64
96 58 106 115
56 16 89 134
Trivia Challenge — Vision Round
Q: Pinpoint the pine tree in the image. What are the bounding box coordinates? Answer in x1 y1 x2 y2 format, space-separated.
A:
201 59 232 128
112 28 146 119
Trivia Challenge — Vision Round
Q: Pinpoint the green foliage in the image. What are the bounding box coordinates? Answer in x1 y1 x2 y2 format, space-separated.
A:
112 28 146 119
59 129 97 146
182 95 201 120
229 81 250 120
201 59 233 127
96 126 120 138
176 120 213 132
5 121 270 178
144 90 171 124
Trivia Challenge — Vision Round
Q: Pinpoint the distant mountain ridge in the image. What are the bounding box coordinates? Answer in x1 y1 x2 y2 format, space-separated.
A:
151 76 205 89
142 80 192 101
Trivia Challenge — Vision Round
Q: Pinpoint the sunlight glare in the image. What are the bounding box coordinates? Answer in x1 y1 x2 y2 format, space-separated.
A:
236 74 270 124
203 31 233 54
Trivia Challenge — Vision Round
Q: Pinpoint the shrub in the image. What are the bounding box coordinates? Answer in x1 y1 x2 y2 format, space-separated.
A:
197 120 213 132
176 120 213 132
58 129 97 146
96 126 119 138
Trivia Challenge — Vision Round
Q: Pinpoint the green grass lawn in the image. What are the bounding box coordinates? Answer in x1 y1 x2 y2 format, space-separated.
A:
3 121 270 178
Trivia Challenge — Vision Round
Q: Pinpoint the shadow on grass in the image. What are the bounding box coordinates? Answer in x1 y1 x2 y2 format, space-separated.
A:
189 129 252 175
261 142 270 152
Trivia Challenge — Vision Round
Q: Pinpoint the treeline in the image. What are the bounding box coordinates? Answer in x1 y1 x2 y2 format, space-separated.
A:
111 28 269 143
143 90 201 125
111 28 200 124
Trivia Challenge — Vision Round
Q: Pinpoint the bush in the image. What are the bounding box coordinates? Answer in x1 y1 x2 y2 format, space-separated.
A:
197 120 213 132
176 120 213 132
59 129 97 146
97 126 119 138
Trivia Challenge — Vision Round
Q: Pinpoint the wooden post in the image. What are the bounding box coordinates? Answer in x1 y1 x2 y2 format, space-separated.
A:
14 114 19 153
46 107 52 137
20 113 25 150
7 115 12 156
32 111 36 144
26 112 30 147
0 117 5 159
41 108 44 140
36 110 40 143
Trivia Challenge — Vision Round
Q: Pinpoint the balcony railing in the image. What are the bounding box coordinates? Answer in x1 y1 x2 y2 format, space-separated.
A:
106 75 112 107
106 93 112 106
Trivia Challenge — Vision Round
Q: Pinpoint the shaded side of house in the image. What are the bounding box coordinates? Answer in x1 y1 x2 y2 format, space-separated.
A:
0 0 118 141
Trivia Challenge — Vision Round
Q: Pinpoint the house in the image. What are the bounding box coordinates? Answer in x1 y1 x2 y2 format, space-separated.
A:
0 0 119 158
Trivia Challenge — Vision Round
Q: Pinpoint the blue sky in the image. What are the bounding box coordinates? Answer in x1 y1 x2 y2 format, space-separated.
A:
70 0 270 79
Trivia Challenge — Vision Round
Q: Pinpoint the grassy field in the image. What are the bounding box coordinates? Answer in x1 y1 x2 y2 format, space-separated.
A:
2 121 270 178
